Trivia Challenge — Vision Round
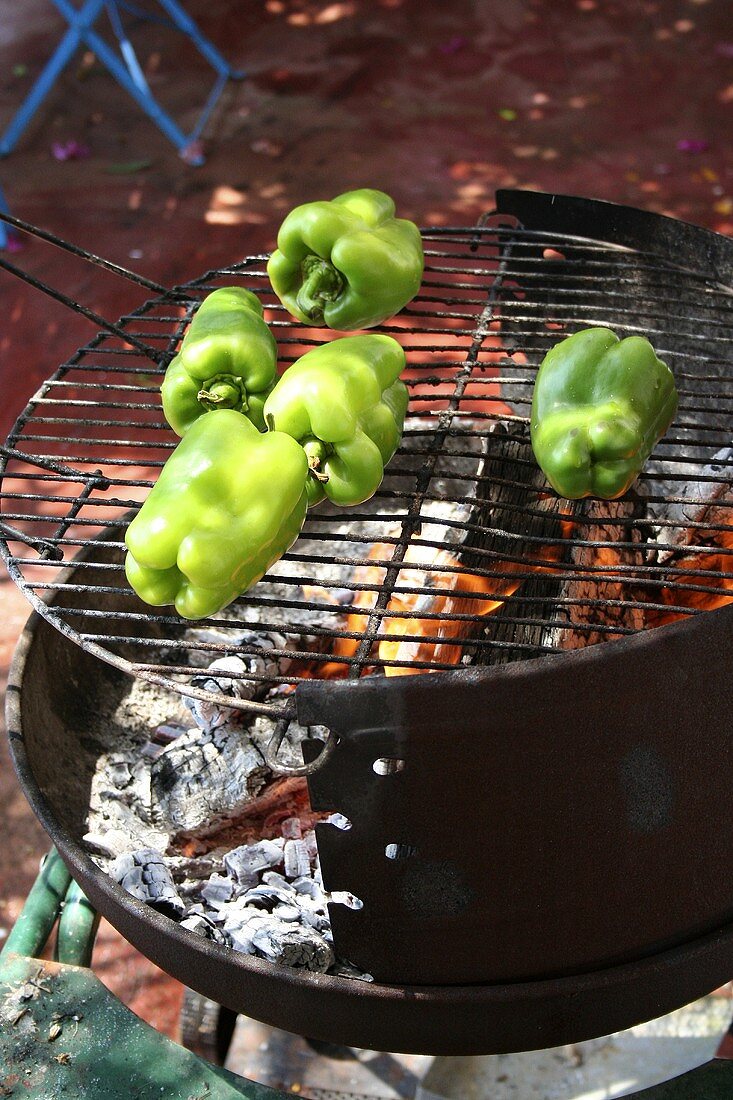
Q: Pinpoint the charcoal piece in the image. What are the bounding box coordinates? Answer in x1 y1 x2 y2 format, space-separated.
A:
167 853 222 885
178 910 226 946
284 838 311 880
180 913 229 944
223 839 284 886
547 497 647 650
108 849 184 918
462 425 574 666
299 911 330 934
184 656 259 730
185 637 293 729
226 921 260 955
293 897 331 933
249 920 335 972
185 902 207 916
152 722 188 745
83 830 132 859
305 831 320 859
201 873 235 907
292 876 322 899
653 446 733 559
150 724 267 836
261 871 293 891
240 884 296 911
273 904 303 923
280 816 302 840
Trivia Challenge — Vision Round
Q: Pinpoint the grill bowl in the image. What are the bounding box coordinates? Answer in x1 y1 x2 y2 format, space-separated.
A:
6 544 733 1056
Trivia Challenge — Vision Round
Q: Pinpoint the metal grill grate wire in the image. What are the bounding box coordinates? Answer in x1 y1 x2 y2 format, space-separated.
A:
1 216 732 718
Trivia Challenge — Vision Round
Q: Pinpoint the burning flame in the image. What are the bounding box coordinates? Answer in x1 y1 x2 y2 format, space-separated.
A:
311 523 571 678
378 548 522 675
648 531 733 627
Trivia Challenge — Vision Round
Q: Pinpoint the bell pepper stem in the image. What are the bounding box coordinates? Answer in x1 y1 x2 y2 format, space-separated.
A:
303 439 331 483
296 255 345 323
197 375 247 412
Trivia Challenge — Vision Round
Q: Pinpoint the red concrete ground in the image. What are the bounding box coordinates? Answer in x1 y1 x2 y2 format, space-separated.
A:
1 0 732 1059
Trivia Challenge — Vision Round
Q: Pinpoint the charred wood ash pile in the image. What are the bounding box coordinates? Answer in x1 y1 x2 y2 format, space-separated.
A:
85 660 368 978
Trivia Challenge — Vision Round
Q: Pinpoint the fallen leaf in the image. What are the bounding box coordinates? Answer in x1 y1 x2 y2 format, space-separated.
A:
676 138 709 153
51 139 91 161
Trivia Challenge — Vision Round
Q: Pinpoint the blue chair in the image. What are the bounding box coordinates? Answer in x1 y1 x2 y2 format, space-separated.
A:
0 185 11 249
0 1 243 166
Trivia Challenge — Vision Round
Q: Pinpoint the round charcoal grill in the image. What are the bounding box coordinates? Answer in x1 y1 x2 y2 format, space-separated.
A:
2 191 733 1057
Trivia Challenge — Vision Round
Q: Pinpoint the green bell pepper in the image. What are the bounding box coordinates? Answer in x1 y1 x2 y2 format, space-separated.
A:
263 334 409 507
267 188 424 330
161 287 277 435
530 327 678 499
125 409 308 619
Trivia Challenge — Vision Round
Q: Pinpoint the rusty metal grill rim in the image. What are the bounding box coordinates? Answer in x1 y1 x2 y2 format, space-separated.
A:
1 192 732 728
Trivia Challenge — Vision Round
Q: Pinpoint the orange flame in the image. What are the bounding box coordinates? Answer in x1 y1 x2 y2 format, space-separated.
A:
647 530 733 627
312 521 571 679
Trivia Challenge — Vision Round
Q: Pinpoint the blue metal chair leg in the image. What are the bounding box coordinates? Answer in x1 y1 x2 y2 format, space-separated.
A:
0 0 106 157
0 186 12 249
0 0 242 165
156 0 245 79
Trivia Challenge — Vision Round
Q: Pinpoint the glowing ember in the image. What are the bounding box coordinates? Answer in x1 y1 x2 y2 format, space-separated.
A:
648 536 733 627
311 522 572 679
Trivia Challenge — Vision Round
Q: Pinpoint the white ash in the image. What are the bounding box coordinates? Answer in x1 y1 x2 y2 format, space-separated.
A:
85 707 311 857
184 641 291 730
108 849 185 919
651 445 733 560
181 627 293 671
104 817 372 978
149 723 268 835
108 676 191 738
86 751 169 856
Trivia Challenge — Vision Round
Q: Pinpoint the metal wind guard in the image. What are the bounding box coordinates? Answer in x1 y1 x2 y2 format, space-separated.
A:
300 597 733 986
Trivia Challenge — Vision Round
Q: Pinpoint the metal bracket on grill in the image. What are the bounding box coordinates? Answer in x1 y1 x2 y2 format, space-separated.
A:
264 716 338 777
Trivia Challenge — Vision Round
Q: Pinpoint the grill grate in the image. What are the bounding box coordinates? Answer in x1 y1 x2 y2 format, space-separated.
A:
1 194 732 724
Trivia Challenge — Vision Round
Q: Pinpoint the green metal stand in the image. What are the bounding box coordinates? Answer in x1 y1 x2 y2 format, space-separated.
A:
0 850 282 1098
1 850 732 1098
